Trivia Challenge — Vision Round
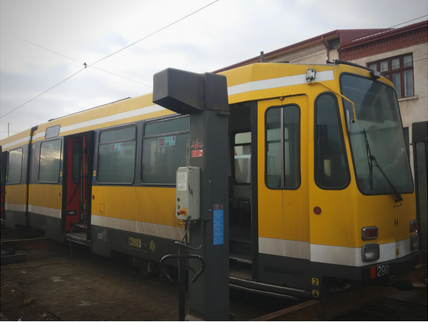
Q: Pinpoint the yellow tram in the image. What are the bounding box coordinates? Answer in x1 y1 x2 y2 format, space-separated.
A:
0 61 420 299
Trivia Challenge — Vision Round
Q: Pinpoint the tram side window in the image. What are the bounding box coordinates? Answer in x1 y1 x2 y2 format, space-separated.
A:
98 126 136 184
314 93 349 189
7 148 23 184
142 116 190 184
234 132 251 184
39 140 62 183
265 105 300 189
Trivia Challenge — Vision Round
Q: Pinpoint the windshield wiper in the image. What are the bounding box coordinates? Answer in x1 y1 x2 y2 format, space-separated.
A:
364 129 374 190
363 129 403 203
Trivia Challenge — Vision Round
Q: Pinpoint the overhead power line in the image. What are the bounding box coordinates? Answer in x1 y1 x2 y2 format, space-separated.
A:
90 66 152 87
1 30 152 87
0 68 85 119
1 31 81 64
389 14 427 28
89 0 219 67
0 0 219 119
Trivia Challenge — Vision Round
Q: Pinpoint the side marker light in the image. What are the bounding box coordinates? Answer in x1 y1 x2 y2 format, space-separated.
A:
361 226 378 240
410 220 418 232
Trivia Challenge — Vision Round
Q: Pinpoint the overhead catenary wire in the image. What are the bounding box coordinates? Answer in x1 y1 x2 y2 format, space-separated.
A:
1 31 152 88
0 0 220 119
1 31 82 64
0 68 85 119
88 0 219 67
90 66 152 87
389 14 427 28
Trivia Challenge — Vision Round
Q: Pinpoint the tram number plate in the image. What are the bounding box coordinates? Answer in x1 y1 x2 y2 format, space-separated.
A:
376 264 390 277
129 237 142 248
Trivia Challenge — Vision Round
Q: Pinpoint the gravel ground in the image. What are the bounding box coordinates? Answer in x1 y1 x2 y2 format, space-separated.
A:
1 232 427 321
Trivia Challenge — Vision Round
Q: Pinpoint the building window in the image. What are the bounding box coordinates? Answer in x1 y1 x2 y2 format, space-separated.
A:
367 54 414 98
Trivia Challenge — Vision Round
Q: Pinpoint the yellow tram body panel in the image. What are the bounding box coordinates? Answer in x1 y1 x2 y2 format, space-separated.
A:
225 64 340 105
0 129 33 150
28 184 62 217
91 186 183 241
308 188 417 247
30 94 174 143
91 186 178 225
4 184 27 211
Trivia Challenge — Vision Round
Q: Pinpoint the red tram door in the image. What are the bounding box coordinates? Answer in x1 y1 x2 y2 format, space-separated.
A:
64 133 93 232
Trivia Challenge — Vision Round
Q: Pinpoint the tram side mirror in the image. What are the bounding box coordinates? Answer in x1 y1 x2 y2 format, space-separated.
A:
176 167 200 221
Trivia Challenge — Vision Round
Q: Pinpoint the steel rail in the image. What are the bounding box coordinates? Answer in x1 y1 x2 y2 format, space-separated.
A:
253 264 426 321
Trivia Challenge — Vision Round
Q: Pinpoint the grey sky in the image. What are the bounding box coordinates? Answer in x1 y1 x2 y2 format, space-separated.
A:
1 0 427 139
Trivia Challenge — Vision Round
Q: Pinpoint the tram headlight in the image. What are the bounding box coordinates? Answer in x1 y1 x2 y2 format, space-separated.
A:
410 234 420 251
361 243 380 262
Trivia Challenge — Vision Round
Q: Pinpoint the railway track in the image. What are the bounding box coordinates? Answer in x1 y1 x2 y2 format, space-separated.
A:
1 228 55 264
1 229 426 320
1 236 55 250
254 264 427 321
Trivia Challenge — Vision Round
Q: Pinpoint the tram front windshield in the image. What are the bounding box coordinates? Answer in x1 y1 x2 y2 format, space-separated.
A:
341 74 413 196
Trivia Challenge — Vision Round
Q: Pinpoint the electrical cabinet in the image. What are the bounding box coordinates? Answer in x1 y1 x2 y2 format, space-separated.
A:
176 167 200 221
